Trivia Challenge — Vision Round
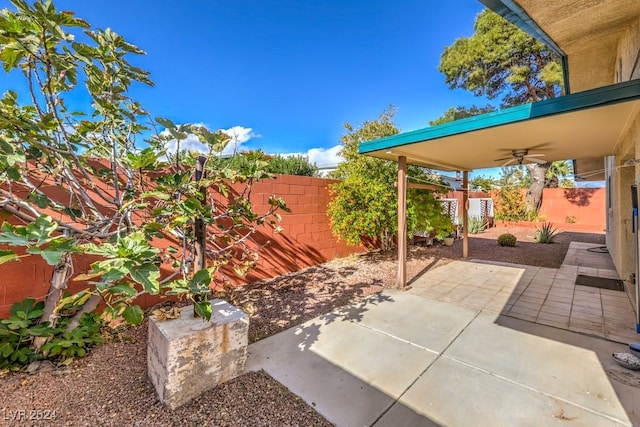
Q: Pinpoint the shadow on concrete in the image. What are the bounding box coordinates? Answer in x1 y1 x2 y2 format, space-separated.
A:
493 313 640 425
407 258 440 287
293 292 395 352
247 292 448 426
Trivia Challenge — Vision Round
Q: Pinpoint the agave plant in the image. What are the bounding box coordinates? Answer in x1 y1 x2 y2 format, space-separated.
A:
468 216 487 234
535 222 558 244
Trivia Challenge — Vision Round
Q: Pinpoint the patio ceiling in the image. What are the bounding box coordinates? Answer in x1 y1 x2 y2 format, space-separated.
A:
359 80 640 173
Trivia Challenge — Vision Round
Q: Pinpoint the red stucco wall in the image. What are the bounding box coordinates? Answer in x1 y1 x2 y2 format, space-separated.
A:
442 187 605 231
536 187 605 229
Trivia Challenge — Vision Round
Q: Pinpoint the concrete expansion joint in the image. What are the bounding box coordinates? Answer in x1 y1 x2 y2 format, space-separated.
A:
442 355 628 426
348 320 439 355
371 310 482 426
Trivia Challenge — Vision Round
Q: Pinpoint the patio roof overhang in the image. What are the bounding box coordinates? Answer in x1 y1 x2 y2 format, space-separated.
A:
359 79 640 174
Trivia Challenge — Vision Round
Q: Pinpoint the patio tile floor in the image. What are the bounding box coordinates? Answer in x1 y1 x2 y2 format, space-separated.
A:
408 242 639 344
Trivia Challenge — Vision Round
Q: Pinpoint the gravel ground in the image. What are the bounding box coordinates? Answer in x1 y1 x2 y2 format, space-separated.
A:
0 226 604 426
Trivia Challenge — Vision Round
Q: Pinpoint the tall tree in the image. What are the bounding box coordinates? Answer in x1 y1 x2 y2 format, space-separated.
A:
469 174 497 192
429 105 496 126
438 9 564 213
439 9 563 107
328 107 451 251
545 160 573 188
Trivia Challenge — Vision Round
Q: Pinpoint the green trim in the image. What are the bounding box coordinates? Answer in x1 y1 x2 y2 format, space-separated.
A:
561 56 571 95
359 80 640 154
480 0 571 94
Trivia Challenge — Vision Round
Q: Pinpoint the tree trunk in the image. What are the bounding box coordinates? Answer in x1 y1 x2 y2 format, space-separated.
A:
28 251 74 372
64 294 102 332
525 163 550 213
545 175 559 188
193 156 208 316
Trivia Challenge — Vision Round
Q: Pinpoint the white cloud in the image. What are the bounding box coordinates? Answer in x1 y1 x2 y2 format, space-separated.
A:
160 123 343 171
282 144 343 169
162 125 258 156
222 126 258 146
165 132 207 154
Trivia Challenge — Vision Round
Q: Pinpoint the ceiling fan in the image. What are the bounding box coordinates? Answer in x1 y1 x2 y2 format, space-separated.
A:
494 149 547 166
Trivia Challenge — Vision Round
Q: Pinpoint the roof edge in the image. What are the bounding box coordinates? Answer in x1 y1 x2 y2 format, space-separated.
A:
359 79 640 155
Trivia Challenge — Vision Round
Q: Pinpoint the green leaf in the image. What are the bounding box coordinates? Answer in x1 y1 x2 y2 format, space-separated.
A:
0 250 18 265
27 215 57 245
121 305 144 325
0 42 25 72
28 193 50 209
27 246 64 265
100 265 129 283
107 284 138 298
191 269 211 288
25 324 56 337
156 117 175 129
9 298 44 320
128 263 160 294
194 301 212 320
62 207 83 220
6 166 21 181
141 191 170 201
127 147 159 170
0 341 14 358
0 222 29 246
4 318 29 330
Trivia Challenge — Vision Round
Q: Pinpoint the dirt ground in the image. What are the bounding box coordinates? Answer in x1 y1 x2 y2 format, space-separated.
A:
0 226 604 426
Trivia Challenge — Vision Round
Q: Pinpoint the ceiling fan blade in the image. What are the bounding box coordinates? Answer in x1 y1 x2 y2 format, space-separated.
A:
494 156 513 162
524 153 546 158
526 157 548 164
500 158 517 167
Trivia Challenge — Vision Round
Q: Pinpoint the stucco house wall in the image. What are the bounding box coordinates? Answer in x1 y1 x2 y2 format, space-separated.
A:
607 15 640 298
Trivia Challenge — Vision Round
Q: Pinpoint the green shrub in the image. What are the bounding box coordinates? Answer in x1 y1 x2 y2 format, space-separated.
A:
0 298 103 370
42 312 103 364
267 154 319 177
468 216 487 234
497 233 517 247
535 222 558 244
222 150 319 177
494 187 528 221
0 299 55 369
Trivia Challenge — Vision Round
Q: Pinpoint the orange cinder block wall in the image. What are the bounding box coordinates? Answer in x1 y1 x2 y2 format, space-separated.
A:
0 175 365 317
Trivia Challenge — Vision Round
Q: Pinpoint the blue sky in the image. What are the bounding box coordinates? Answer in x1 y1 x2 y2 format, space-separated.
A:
1 0 490 168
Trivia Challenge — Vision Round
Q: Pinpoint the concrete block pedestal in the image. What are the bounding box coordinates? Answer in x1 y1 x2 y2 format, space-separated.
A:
147 299 249 409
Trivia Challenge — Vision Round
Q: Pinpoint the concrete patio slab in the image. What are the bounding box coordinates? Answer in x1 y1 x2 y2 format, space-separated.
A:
446 312 630 423
247 293 452 426
247 288 639 426
376 357 627 427
410 243 639 344
342 289 479 351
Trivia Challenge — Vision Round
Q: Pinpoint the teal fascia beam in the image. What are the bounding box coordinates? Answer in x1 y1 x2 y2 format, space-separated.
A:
479 0 571 94
359 79 640 155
